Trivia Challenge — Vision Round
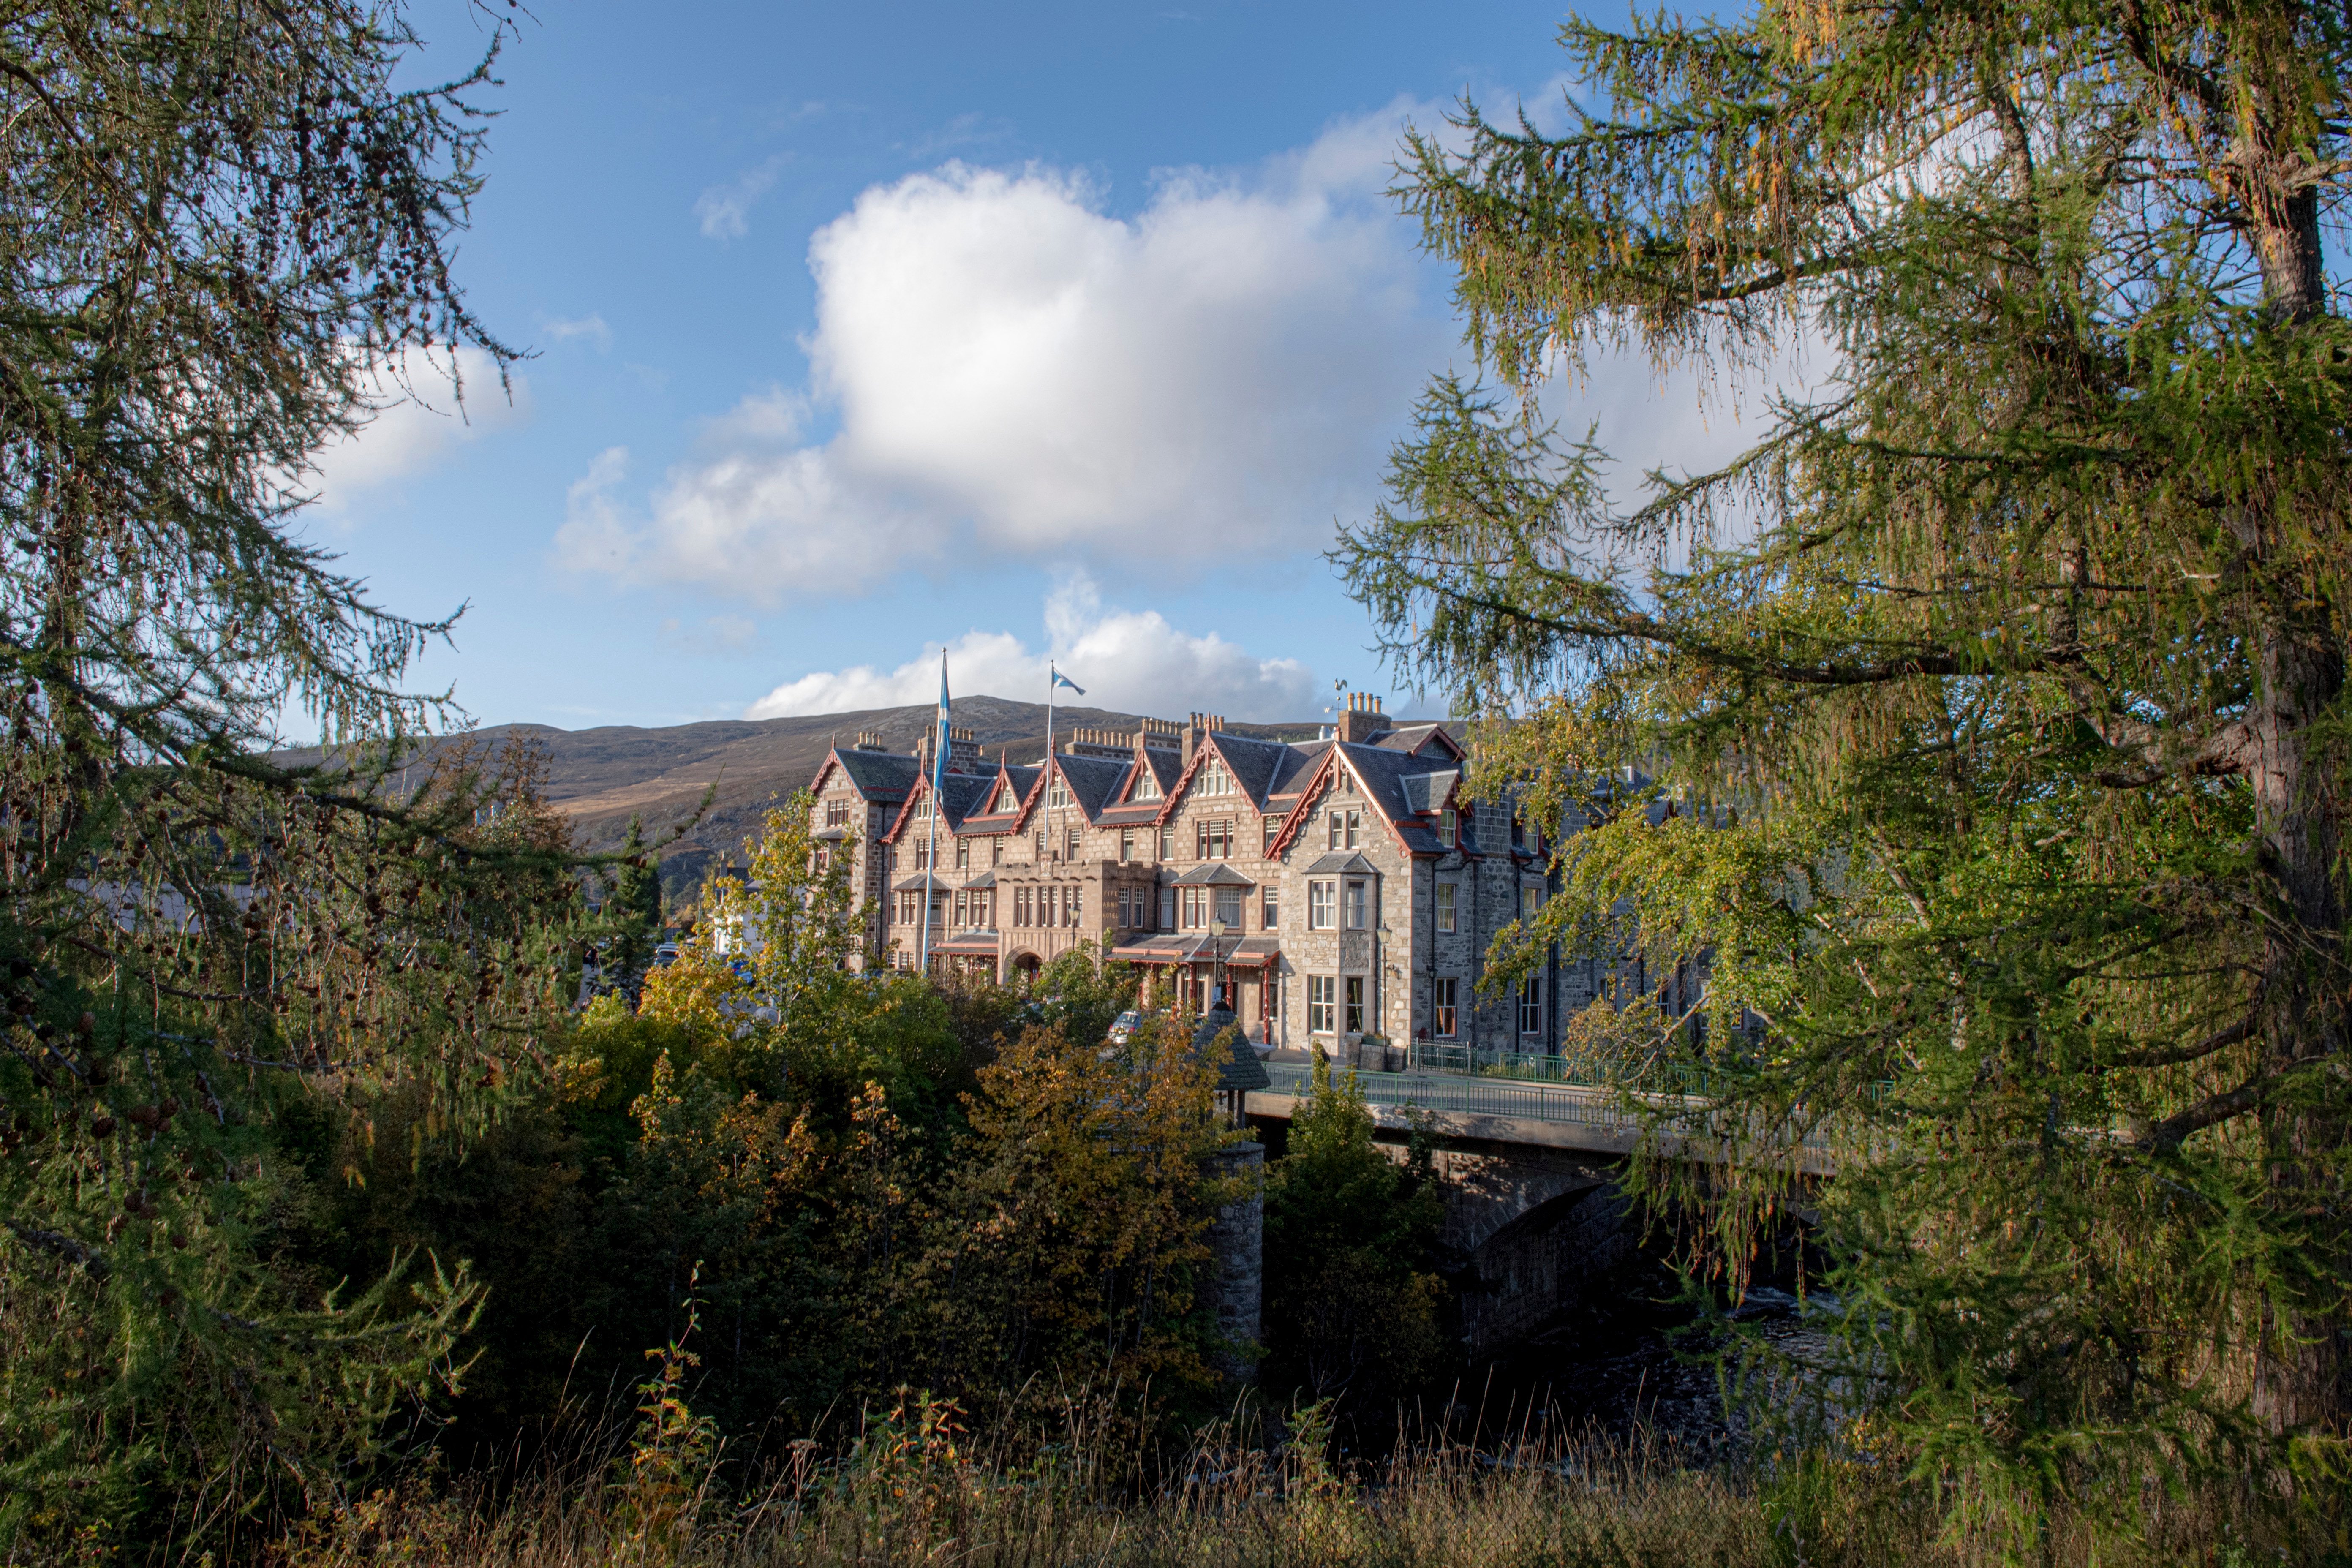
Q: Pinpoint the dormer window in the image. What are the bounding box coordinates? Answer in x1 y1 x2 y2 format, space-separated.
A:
1133 770 1162 801
1437 811 1456 849
995 785 1017 811
1048 777 1071 809
1199 758 1233 796
915 795 934 820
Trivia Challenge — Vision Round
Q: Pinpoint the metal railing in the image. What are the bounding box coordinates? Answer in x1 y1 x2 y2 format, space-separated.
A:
1261 1061 1841 1156
1262 1062 1647 1135
1406 1042 1716 1097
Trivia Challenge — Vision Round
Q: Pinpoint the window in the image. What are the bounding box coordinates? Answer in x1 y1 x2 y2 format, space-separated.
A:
1347 810 1361 849
1157 825 1175 860
1327 808 1361 850
1181 887 1206 929
1049 776 1071 808
1134 769 1162 801
1434 977 1459 1038
1522 883 1543 921
1519 974 1544 1036
1436 811 1455 849
1199 757 1232 795
1263 814 1282 853
1307 975 1336 1034
996 785 1018 811
1345 976 1365 1035
915 794 934 820
956 840 970 870
1034 829 1046 859
1120 828 1135 862
954 890 968 924
1117 888 1132 928
1159 886 1176 929
1437 882 1457 934
1261 887 1279 929
1307 880 1336 930
1065 828 1081 860
1015 887 1030 927
991 836 1003 866
826 799 850 828
1511 813 1524 848
1345 880 1369 930
1214 888 1243 927
1196 819 1233 859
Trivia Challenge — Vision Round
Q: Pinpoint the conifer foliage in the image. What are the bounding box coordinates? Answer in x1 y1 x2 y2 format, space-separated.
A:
1340 0 2352 1531
0 0 586 1551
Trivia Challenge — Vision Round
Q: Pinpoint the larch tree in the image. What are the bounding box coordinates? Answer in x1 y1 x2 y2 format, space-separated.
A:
0 0 594 1549
1339 0 2351 1533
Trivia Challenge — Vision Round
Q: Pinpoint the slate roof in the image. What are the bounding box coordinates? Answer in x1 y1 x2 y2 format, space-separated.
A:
825 748 921 802
1331 741 1458 856
1303 851 1381 875
1262 739 1331 802
1400 769 1461 814
1201 731 1290 808
1371 721 1464 760
1053 754 1132 821
953 764 1042 835
881 769 999 843
1169 863 1257 885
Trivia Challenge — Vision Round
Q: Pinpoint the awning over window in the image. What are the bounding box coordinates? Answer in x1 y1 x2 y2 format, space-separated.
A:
931 931 1001 955
1108 934 1282 967
1168 863 1256 886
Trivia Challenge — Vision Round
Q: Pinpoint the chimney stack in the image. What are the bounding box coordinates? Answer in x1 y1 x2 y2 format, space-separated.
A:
1337 692 1388 746
1181 711 1227 760
852 730 886 751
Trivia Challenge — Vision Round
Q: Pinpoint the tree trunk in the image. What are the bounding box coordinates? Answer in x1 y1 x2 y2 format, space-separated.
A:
2243 166 2349 1437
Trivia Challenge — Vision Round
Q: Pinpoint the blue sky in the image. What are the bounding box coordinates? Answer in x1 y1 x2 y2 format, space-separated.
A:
307 0 1750 735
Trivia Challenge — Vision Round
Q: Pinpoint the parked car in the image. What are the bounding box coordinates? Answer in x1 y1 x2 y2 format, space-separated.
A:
1107 1009 1142 1045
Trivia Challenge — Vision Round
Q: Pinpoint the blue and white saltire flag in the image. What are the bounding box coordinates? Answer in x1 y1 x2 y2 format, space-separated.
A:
1051 669 1086 697
933 652 952 790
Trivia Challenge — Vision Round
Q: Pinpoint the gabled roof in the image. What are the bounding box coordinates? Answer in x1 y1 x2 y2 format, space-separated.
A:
953 763 1042 835
1372 721 1465 761
1266 741 1461 860
1262 738 1331 802
879 769 997 844
814 746 922 803
1053 754 1132 821
1200 731 1288 808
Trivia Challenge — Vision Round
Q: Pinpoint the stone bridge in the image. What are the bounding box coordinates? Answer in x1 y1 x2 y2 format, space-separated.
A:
1244 1063 1822 1355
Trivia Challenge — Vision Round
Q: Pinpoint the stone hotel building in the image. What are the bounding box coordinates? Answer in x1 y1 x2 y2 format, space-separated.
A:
808 696 1649 1055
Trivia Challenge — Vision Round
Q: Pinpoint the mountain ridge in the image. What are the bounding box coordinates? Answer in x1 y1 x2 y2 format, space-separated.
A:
454 697 1328 898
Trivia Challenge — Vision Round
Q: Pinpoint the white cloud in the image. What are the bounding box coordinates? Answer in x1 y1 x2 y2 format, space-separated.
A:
308 346 527 511
744 571 1315 721
543 313 612 350
695 153 791 240
575 103 1448 600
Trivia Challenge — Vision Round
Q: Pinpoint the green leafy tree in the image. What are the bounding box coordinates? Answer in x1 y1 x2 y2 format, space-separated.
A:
1261 1051 1446 1423
1340 0 2352 1535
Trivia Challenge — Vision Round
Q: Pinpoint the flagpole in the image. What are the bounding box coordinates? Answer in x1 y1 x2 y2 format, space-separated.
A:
918 650 947 978
1045 661 1056 862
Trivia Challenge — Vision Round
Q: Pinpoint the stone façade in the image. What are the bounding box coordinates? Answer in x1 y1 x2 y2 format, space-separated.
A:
805 697 1687 1057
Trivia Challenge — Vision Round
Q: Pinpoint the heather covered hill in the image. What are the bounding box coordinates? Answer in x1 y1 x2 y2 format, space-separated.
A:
368 697 1324 901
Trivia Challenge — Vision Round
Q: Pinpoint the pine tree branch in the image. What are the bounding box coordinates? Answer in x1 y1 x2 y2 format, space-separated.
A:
3 1219 111 1280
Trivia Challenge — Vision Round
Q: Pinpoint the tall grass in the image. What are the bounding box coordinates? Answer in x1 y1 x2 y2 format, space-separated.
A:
267 1393 2307 1568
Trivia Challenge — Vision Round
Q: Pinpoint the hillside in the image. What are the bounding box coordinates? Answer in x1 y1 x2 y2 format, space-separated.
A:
453 697 1323 901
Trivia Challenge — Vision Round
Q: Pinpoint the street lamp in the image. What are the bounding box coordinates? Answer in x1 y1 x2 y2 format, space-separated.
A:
1207 916 1227 1014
